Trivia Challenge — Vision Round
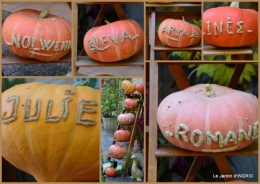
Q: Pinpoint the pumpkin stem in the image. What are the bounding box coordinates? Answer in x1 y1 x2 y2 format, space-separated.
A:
104 19 110 24
205 84 216 98
39 9 50 19
182 16 185 22
230 2 239 8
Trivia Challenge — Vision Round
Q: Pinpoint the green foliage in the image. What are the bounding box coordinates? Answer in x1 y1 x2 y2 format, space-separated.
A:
101 78 132 117
170 51 201 60
188 63 257 86
2 78 26 91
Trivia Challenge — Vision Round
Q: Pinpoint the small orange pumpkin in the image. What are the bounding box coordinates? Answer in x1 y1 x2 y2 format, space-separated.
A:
2 9 71 61
117 113 135 125
105 167 117 177
83 19 144 62
121 80 136 93
108 144 127 159
124 98 138 109
135 84 144 93
157 84 258 152
114 130 131 141
2 82 100 181
158 18 201 48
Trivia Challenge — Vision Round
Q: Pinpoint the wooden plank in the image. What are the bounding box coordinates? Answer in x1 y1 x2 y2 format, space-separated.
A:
185 156 204 182
149 10 156 60
146 3 201 7
113 3 128 20
146 11 201 20
155 141 258 157
76 55 144 67
203 46 253 56
154 45 201 51
228 64 246 89
2 52 71 65
167 65 191 90
148 62 159 182
212 155 234 182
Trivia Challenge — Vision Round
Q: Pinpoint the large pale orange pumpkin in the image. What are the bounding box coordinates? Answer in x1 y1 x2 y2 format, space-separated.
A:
158 18 201 48
157 84 258 152
203 2 258 47
83 19 144 62
2 9 71 61
2 82 100 181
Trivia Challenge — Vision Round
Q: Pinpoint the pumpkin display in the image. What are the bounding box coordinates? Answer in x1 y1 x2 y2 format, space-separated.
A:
158 18 201 48
124 98 138 109
83 19 144 62
135 84 144 93
117 113 136 125
2 9 71 62
157 84 258 152
108 144 127 158
114 130 131 141
203 2 258 47
121 80 136 93
2 82 100 181
105 167 117 177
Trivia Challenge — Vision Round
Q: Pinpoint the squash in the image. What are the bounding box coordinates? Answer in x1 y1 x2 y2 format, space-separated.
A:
135 84 144 93
124 98 138 109
121 80 136 93
105 167 117 177
2 82 100 181
114 130 131 141
83 19 144 62
158 18 201 48
108 144 127 158
157 84 258 152
2 9 71 61
117 113 135 125
203 2 258 47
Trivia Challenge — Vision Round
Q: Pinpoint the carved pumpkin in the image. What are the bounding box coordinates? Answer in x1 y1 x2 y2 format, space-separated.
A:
2 82 100 181
2 9 71 61
135 84 144 93
157 84 258 152
83 19 144 62
124 98 138 109
105 167 117 177
108 144 127 158
203 2 258 47
158 18 201 48
121 80 136 93
114 130 131 141
117 113 136 125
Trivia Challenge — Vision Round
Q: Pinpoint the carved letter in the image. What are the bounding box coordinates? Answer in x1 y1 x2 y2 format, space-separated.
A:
224 131 237 146
108 32 119 44
2 96 20 124
21 36 31 49
190 129 204 147
213 22 223 35
175 123 189 143
61 97 73 121
46 99 61 122
76 100 98 126
206 131 224 148
23 99 42 122
237 21 244 34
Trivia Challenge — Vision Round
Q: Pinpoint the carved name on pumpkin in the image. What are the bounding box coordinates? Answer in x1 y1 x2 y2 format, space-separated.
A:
87 30 139 53
204 17 253 36
161 25 199 42
5 34 71 56
2 89 98 126
165 122 258 151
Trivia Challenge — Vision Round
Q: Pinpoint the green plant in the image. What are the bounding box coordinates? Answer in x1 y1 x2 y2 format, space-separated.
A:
101 78 131 117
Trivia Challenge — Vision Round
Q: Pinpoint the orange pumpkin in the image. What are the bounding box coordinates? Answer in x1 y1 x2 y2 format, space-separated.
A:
83 19 144 62
2 82 100 181
203 2 258 47
114 130 131 141
157 84 258 152
117 113 136 125
124 98 138 109
158 18 201 48
105 167 117 177
2 9 71 61
121 80 136 93
108 144 127 158
135 84 144 93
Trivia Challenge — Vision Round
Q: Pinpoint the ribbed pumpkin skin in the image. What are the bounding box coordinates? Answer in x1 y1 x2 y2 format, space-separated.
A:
203 7 258 47
157 84 258 152
117 113 135 124
158 19 201 48
108 144 127 158
2 82 100 181
114 130 131 141
83 19 144 62
2 9 71 61
121 80 136 93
